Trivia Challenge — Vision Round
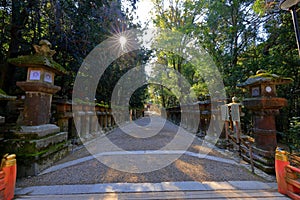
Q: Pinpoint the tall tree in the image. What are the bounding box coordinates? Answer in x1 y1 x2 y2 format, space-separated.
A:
0 0 145 104
151 0 208 106
0 0 31 92
198 0 265 96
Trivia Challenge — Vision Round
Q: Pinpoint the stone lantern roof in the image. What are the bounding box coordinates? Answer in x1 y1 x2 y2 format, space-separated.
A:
237 70 293 88
8 40 67 75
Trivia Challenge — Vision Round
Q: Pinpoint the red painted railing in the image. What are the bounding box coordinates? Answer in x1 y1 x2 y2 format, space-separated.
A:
275 149 300 199
285 156 300 200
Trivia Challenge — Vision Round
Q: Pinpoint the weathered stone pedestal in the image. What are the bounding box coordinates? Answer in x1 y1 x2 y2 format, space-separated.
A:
16 82 61 126
238 70 292 173
7 40 69 177
4 125 68 177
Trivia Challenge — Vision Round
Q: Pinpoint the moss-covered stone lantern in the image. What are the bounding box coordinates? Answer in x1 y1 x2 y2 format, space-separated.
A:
9 40 67 126
7 40 68 177
237 70 292 173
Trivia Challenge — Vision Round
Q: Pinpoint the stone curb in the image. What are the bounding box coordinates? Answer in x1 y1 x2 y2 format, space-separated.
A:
15 181 278 196
39 150 237 175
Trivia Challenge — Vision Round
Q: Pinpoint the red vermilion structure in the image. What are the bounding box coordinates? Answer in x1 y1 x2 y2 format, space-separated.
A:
1 154 17 200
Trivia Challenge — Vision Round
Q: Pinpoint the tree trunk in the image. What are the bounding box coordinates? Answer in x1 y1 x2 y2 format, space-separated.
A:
0 0 27 93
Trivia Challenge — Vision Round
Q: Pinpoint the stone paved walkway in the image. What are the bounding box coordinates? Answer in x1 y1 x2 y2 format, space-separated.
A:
15 116 287 199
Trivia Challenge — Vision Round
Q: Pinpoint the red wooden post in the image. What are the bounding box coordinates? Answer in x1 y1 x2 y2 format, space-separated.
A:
275 148 289 194
2 154 17 200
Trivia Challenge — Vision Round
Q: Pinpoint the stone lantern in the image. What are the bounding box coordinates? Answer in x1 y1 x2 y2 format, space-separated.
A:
7 40 68 177
9 40 66 126
237 70 292 173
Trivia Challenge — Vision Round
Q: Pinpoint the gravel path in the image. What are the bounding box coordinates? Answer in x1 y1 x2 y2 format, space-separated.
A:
56 117 230 164
17 154 264 187
16 116 268 187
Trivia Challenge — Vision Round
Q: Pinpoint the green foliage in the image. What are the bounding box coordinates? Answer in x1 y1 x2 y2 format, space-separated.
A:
150 0 209 106
150 0 268 103
0 89 6 95
253 0 267 16
286 117 300 152
253 0 279 16
129 85 149 109
0 0 149 109
0 0 299 137
149 0 298 137
199 0 263 96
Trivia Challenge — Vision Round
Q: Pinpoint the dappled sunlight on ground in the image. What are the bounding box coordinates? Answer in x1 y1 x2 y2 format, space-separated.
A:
174 159 206 181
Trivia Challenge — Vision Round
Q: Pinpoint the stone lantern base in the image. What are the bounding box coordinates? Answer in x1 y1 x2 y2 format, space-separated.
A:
2 124 68 177
240 97 288 174
241 145 275 174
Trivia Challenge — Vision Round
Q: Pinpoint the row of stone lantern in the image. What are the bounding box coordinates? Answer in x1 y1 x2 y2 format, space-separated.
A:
54 100 144 142
165 69 292 174
73 107 116 140
2 38 294 176
166 100 211 135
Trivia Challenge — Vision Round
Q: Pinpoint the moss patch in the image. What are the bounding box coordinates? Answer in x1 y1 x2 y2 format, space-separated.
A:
8 55 67 74
249 72 293 81
238 71 293 87
2 140 67 160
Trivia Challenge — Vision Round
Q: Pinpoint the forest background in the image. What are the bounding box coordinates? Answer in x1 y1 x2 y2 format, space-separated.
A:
0 0 299 149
